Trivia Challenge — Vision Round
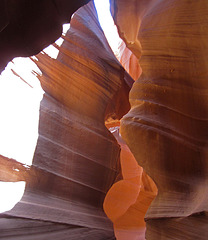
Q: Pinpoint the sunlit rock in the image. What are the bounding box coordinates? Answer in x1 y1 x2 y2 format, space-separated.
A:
0 1 134 239
117 41 142 81
104 127 157 240
111 0 208 239
1 0 207 239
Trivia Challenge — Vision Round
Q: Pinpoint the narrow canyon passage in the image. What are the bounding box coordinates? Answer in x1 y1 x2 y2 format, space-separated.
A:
0 1 156 239
0 0 207 239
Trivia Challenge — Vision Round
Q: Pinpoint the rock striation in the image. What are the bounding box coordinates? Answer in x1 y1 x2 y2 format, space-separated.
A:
0 1 134 239
110 0 208 239
1 0 207 239
117 41 142 81
104 126 157 240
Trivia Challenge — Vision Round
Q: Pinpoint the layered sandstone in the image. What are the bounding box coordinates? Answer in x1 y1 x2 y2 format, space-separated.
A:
117 41 142 81
1 0 207 239
111 0 208 239
0 2 134 239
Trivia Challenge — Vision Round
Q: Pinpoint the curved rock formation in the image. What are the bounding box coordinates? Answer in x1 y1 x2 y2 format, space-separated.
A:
0 0 90 73
104 126 157 240
0 1 134 239
111 0 208 239
1 0 207 239
117 41 142 81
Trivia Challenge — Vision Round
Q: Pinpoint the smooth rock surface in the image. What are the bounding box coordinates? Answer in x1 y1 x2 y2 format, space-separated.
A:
0 215 116 240
117 41 142 81
0 1 133 239
146 213 208 240
104 126 157 240
111 0 208 239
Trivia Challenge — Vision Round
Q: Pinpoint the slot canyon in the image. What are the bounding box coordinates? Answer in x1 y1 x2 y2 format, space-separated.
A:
0 0 207 239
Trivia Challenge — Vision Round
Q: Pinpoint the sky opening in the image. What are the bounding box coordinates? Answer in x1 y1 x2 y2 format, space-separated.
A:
0 0 120 214
94 0 122 56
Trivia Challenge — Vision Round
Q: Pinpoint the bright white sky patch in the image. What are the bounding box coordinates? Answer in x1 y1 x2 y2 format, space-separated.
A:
0 2 119 214
0 56 44 214
0 58 43 213
0 59 43 165
43 23 70 58
94 0 122 56
0 182 26 213
0 22 72 214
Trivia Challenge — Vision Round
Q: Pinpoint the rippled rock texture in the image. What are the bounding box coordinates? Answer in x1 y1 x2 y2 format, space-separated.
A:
0 1 134 239
111 0 208 239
